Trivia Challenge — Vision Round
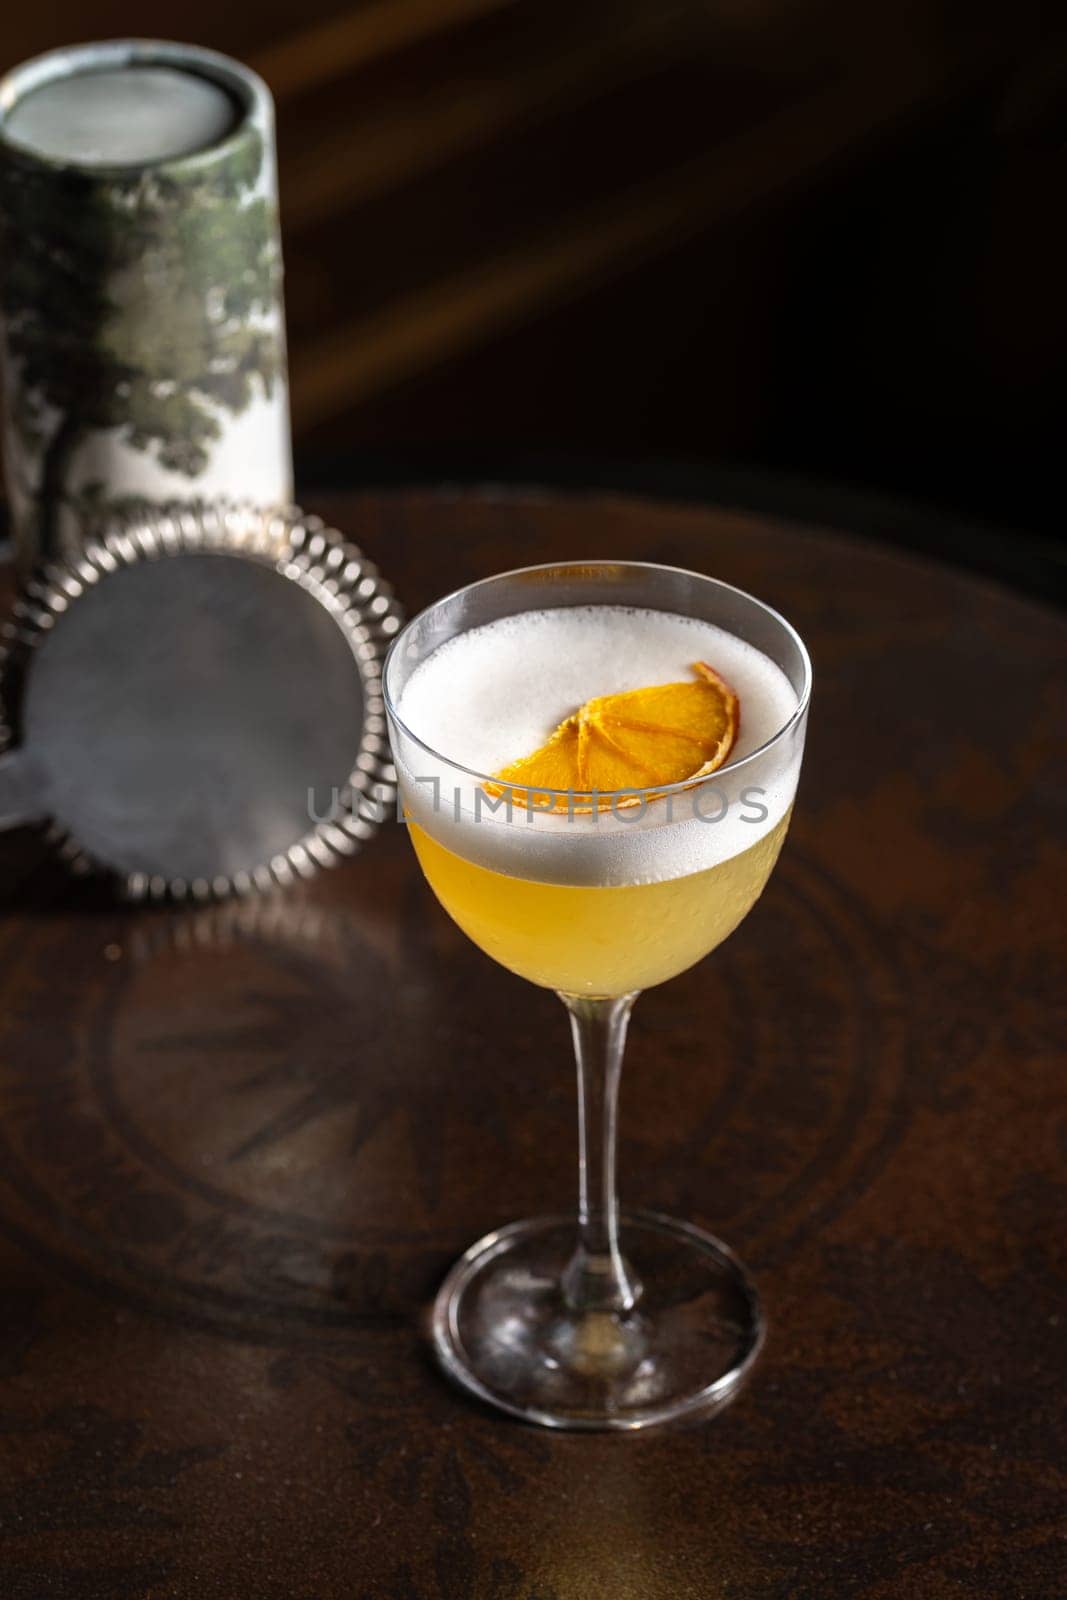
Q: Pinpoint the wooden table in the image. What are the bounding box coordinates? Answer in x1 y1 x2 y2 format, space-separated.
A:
0 492 1063 1598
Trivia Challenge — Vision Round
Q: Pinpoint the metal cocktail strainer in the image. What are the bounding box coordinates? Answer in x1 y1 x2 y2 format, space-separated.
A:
0 503 402 898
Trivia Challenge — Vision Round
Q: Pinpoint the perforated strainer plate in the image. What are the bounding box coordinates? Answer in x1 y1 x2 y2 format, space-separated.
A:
0 503 403 899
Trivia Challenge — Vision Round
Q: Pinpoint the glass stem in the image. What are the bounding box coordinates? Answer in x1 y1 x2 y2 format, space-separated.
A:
558 992 642 1315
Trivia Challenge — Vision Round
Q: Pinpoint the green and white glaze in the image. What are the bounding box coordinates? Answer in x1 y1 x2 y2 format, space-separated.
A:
0 40 292 567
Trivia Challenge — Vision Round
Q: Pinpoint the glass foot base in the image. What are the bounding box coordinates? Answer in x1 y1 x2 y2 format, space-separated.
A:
431 1209 763 1431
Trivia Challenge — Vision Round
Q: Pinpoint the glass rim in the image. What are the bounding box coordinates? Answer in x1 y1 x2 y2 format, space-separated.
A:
383 558 813 800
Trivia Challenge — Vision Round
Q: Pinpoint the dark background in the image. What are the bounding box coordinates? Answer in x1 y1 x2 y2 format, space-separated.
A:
1 2 1065 594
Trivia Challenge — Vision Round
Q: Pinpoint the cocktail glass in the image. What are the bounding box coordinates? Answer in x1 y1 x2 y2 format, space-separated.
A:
384 561 811 1429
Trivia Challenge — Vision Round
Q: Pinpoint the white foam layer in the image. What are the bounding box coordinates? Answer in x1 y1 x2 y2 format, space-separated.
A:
393 605 804 886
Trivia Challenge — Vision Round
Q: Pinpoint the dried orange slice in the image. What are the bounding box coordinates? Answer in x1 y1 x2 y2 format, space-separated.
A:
488 662 739 811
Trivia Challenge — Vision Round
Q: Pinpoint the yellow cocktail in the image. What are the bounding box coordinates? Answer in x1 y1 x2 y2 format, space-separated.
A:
384 562 811 1431
409 809 790 995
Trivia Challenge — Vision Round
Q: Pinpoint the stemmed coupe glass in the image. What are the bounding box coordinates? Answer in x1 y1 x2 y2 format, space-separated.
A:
384 561 811 1429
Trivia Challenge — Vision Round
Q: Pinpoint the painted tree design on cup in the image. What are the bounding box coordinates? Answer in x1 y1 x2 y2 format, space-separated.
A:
0 61 290 565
